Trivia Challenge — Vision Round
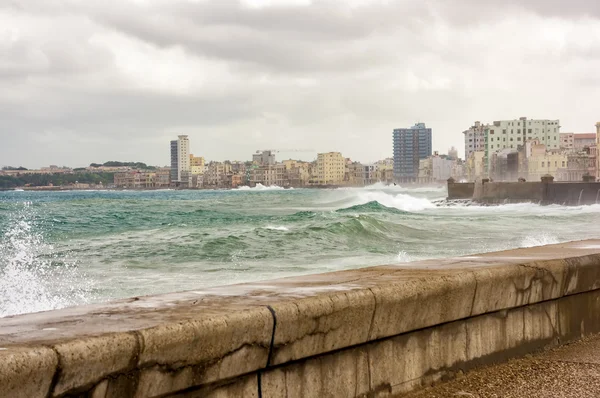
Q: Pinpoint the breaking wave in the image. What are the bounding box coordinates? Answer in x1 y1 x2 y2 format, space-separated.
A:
0 203 93 317
340 190 436 213
235 183 291 191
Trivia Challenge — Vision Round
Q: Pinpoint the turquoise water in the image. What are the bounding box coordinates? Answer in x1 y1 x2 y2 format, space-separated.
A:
1 184 600 317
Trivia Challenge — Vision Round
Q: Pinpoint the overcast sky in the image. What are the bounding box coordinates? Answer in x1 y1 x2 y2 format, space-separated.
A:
2 0 600 168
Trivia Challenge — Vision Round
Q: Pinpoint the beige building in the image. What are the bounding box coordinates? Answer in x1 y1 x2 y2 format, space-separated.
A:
466 151 485 181
114 169 170 189
314 152 345 185
528 147 567 181
282 160 311 186
190 155 205 175
249 164 287 187
560 133 596 151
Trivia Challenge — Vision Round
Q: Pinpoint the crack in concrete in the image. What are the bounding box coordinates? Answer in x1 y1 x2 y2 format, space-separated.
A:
469 272 478 317
366 287 378 341
46 346 62 398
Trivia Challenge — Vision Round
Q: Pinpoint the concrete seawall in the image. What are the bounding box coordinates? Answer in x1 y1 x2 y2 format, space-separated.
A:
3 240 600 397
449 179 600 205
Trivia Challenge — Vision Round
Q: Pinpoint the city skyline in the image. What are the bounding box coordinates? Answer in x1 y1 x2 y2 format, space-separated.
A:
2 0 600 168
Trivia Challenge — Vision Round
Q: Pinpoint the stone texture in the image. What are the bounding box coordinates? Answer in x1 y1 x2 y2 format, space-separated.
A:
269 288 375 365
262 346 370 398
367 271 475 340
406 333 600 398
51 333 139 396
0 345 58 398
469 261 565 316
136 307 273 395
558 289 600 343
169 374 259 398
368 320 467 397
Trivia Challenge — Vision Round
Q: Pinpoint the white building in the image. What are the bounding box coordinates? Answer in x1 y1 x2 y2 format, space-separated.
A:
484 117 560 173
432 156 454 181
463 121 487 160
170 135 191 185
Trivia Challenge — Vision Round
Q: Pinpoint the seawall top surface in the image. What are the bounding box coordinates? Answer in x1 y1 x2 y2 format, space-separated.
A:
2 239 600 346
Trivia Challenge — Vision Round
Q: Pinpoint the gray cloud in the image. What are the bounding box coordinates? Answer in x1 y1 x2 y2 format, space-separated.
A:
1 0 600 168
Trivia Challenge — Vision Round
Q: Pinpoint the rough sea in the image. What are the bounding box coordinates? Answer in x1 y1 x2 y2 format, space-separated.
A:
1 183 599 317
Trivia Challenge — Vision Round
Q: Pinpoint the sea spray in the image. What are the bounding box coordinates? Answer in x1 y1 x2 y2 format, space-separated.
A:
0 203 93 317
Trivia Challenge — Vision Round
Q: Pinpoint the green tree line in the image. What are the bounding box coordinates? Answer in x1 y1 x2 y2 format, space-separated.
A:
0 172 115 188
90 161 156 170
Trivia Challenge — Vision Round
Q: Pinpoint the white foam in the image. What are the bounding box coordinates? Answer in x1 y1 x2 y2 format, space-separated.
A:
264 226 290 231
235 183 291 191
351 191 436 212
0 203 93 317
396 251 414 263
520 233 560 248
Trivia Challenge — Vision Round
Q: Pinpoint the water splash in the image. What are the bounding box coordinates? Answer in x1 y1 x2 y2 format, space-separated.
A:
0 203 93 317
351 191 436 212
396 250 414 263
235 183 291 191
264 226 290 231
521 233 560 248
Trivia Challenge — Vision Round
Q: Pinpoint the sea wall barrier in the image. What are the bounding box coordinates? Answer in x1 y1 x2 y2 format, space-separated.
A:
448 177 600 205
2 240 600 397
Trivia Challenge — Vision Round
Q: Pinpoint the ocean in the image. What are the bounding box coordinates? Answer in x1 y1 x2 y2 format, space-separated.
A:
1 184 599 317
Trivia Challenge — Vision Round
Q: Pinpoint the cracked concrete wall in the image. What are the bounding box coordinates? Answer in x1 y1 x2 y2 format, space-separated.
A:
1 241 600 397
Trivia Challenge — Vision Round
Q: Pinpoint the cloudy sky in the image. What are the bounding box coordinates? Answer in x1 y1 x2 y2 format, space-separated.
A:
2 0 600 168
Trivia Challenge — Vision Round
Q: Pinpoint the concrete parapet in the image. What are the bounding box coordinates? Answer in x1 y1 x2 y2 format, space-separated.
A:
2 240 600 397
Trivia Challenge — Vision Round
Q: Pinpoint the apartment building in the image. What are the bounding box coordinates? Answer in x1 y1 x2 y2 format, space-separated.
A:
170 135 190 186
393 123 432 182
463 121 487 160
315 152 345 185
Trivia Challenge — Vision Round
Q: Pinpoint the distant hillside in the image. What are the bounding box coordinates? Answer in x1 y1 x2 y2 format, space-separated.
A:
0 172 115 188
90 161 156 170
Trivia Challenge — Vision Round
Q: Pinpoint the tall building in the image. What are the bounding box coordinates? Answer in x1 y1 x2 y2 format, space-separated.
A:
483 117 560 174
393 123 432 182
170 135 190 186
448 146 458 160
252 150 276 166
463 121 487 160
315 152 345 185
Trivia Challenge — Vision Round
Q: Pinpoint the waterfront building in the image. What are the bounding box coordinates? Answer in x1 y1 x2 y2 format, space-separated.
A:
465 151 485 182
315 152 345 185
363 164 378 186
190 155 205 175
252 150 276 166
170 135 190 187
463 121 487 160
345 161 364 187
114 169 171 189
282 160 311 187
418 153 454 183
393 123 432 183
484 117 560 174
249 164 287 187
448 146 459 160
560 133 596 152
556 149 596 182
527 145 568 181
